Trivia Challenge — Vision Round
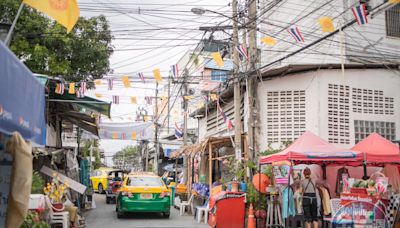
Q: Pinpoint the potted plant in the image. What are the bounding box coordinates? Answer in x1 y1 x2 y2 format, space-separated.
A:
43 173 69 211
21 211 50 228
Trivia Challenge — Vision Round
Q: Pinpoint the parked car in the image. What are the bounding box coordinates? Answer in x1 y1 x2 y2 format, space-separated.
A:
116 172 171 218
90 167 118 193
105 170 125 204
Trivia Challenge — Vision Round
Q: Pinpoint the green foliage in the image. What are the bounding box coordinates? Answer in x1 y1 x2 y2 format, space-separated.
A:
81 139 102 170
259 141 292 156
246 182 267 210
112 145 139 169
21 211 50 228
31 171 45 194
0 0 113 82
223 157 246 181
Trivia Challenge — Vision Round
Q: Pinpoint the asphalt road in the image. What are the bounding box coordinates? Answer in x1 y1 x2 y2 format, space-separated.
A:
85 194 209 228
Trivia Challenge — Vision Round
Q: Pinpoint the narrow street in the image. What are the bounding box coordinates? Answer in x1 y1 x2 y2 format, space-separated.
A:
85 194 208 228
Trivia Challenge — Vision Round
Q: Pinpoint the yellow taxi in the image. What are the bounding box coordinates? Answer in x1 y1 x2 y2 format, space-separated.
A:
90 167 117 193
116 172 171 218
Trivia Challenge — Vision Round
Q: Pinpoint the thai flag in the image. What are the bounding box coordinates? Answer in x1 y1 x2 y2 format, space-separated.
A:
235 44 249 60
171 64 179 78
107 79 113 90
112 95 119 104
352 4 368 25
287 26 305 43
202 95 209 103
138 72 145 83
218 105 227 123
80 82 87 94
145 96 152 105
122 133 126 140
175 122 183 138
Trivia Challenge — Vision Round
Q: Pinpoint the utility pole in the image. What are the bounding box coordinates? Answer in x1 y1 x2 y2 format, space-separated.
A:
247 0 257 165
232 0 242 161
154 82 159 174
182 72 189 184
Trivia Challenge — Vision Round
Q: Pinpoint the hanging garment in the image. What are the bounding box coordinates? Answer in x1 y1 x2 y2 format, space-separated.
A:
383 165 400 194
318 186 331 216
282 186 296 219
5 132 32 228
335 167 350 196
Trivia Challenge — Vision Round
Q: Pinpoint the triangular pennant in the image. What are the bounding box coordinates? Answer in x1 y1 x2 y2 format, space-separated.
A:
211 52 224 67
121 75 131 88
319 16 335 32
130 96 137 104
261 36 277 46
68 83 75 94
153 69 162 82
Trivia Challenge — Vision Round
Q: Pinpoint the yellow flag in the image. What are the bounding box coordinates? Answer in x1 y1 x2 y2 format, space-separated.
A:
144 115 149 122
130 96 137 104
121 75 131 88
23 0 80 33
210 93 218 101
261 37 277 46
183 95 193 100
94 79 102 85
68 83 75 94
153 69 162 82
389 0 400 3
319 17 335 33
211 52 224 67
112 132 118 139
95 93 102 98
131 132 137 140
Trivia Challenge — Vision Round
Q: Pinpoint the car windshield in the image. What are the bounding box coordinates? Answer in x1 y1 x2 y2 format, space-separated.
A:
127 176 164 187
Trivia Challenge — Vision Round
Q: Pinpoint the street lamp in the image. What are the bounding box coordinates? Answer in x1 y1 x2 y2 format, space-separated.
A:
191 7 207 16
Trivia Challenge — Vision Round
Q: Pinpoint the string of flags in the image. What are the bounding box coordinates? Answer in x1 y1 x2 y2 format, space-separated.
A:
256 3 372 49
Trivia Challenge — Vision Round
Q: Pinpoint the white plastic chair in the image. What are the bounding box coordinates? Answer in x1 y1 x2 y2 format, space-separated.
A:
179 194 194 216
196 198 209 224
44 196 69 228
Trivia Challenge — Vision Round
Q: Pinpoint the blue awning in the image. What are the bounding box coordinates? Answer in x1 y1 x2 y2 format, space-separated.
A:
0 41 46 145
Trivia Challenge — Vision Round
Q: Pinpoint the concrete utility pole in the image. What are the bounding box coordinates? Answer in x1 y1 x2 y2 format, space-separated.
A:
182 72 189 184
232 0 242 160
247 0 257 164
154 82 159 174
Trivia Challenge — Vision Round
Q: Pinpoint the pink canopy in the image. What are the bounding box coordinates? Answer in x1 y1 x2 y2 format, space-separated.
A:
259 131 362 165
352 133 400 164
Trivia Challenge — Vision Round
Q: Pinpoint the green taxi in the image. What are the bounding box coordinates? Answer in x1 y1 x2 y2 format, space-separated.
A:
116 172 171 218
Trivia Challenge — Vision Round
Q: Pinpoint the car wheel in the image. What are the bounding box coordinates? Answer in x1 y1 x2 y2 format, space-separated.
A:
117 209 124 218
98 183 104 194
163 212 170 218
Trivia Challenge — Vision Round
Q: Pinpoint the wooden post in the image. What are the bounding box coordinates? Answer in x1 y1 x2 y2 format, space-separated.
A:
209 142 212 190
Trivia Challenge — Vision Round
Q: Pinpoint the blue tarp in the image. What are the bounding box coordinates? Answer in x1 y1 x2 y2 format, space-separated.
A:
0 41 46 145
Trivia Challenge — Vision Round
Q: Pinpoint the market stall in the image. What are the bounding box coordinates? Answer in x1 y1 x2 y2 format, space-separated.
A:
258 131 400 227
0 41 46 227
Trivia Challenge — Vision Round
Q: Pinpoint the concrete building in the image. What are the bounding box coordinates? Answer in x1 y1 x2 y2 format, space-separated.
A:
191 0 400 152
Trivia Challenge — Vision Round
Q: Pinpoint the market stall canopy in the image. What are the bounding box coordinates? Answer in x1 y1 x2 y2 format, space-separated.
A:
36 74 111 118
259 131 362 165
170 136 234 158
0 42 46 145
352 133 400 164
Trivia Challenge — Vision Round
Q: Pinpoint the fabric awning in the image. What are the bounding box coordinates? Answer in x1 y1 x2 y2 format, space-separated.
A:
0 42 46 145
352 133 400 164
259 131 362 165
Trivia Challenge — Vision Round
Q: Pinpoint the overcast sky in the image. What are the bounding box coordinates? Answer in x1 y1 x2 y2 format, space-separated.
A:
79 0 231 164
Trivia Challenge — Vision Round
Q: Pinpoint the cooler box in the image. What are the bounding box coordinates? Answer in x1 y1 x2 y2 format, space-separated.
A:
208 191 246 228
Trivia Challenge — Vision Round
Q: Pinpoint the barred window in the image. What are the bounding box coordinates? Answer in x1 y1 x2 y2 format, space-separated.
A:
386 5 400 38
